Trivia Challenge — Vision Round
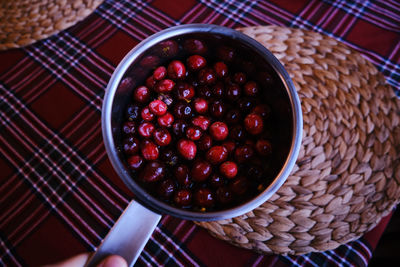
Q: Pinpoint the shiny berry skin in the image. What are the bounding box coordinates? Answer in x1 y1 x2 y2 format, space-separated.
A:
177 139 197 160
217 46 235 62
212 82 224 97
156 40 179 57
168 60 186 80
233 72 247 84
209 100 226 118
193 98 208 114
226 83 241 101
244 81 259 96
234 145 254 163
225 109 241 125
197 86 212 98
176 83 195 100
187 55 206 71
127 155 144 171
198 68 216 85
172 120 188 136
173 101 192 119
141 107 154 121
138 122 155 137
133 86 150 103
198 134 213 151
216 186 233 204
146 76 156 89
214 62 228 78
149 100 167 116
140 161 165 182
184 39 207 54
209 122 229 141
238 97 256 113
244 113 264 135
155 79 175 93
153 66 167 80
158 112 174 127
206 146 228 165
153 128 172 146
140 55 160 68
230 176 249 195
229 125 245 141
122 136 140 155
141 141 159 160
256 139 272 156
195 188 214 207
191 160 212 182
119 77 134 91
157 179 175 199
159 148 178 166
174 165 191 186
210 173 224 188
186 126 202 141
126 104 140 121
219 161 238 179
174 189 192 207
222 140 235 154
192 115 210 131
122 121 136 135
252 104 271 119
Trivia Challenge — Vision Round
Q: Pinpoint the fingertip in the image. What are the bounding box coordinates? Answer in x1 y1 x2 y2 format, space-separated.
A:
97 255 128 267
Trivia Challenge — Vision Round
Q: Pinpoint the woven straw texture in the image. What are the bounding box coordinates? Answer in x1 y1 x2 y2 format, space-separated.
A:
196 25 400 255
0 0 103 50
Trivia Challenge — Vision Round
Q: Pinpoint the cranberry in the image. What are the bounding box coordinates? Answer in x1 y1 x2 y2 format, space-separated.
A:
234 145 254 163
210 173 224 188
226 83 241 101
173 101 192 119
127 155 144 171
229 125 245 141
122 121 136 135
216 186 233 204
198 68 216 85
160 148 178 165
156 40 179 57
244 113 264 135
225 109 241 124
158 112 174 127
138 122 155 137
198 134 213 151
174 165 191 186
140 55 160 68
172 120 188 136
119 77 134 91
126 104 140 121
153 128 172 146
212 82 224 97
187 55 206 71
209 122 229 141
153 66 167 81
222 140 235 154
141 107 154 121
219 161 238 179
186 126 202 141
233 72 247 85
209 100 226 118
155 79 175 93
184 39 207 54
256 139 272 156
252 104 271 119
141 141 159 160
168 60 186 80
176 83 195 100
158 179 176 199
192 115 210 131
248 164 264 180
244 81 259 96
177 139 197 160
193 98 208 114
230 176 249 195
174 189 192 207
217 46 235 62
195 188 214 207
191 160 212 182
140 161 165 182
123 136 140 155
146 76 156 89
258 71 274 85
149 100 167 116
133 86 150 103
238 98 256 112
197 86 212 98
206 146 228 165
214 62 228 78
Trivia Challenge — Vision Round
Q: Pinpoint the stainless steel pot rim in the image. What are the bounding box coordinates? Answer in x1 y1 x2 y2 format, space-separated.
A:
102 24 303 221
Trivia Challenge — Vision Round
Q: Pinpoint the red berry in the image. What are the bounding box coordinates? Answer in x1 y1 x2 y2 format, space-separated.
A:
198 68 216 85
256 139 272 156
209 100 226 118
198 134 213 151
210 173 224 188
157 112 174 127
252 104 270 119
234 145 254 163
141 141 159 160
230 176 249 195
206 146 228 165
174 101 193 119
244 113 264 135
219 161 238 179
122 121 136 135
184 39 207 54
174 165 191 186
174 189 192 207
155 79 175 93
141 107 154 121
217 46 235 62
140 161 165 182
209 122 229 141
216 186 233 204
177 83 195 100
153 66 167 80
225 109 241 125
212 82 224 97
146 76 156 89
156 40 179 57
191 160 212 181
157 179 175 199
168 60 186 80
119 77 134 91
214 62 228 78
197 86 212 98
172 120 188 136
187 55 206 71
222 140 235 154
226 83 241 101
186 126 203 141
244 81 259 96
153 128 172 146
122 137 140 155
233 72 247 84
127 155 144 170
193 98 208 114
140 55 160 68
149 100 167 116
192 115 210 131
138 122 155 137
177 139 197 160
195 188 214 207
133 86 150 103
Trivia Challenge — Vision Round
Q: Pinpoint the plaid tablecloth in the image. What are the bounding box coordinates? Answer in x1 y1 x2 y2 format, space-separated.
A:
1 0 399 266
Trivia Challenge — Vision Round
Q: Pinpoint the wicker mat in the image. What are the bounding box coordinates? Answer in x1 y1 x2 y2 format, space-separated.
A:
0 0 103 50
196 25 400 255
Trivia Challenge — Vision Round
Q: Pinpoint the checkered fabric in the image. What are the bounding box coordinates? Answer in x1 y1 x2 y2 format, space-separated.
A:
1 0 399 266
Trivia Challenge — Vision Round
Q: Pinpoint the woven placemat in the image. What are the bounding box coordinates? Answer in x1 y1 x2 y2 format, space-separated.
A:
0 0 103 50
196 25 400 255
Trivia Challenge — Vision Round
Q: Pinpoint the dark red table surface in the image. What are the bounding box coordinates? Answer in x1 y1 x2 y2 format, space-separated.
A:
1 1 399 266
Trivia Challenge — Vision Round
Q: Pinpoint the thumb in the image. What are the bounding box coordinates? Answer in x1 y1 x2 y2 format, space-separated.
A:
44 253 128 267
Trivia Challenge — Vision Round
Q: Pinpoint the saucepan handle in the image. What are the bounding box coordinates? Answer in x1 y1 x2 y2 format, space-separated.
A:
85 200 162 267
